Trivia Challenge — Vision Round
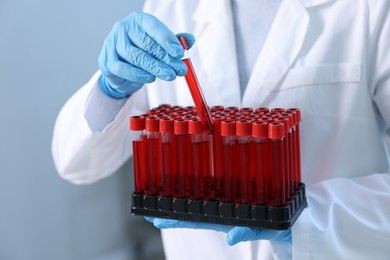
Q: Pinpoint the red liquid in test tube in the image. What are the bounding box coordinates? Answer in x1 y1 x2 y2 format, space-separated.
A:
188 119 212 200
221 120 237 203
177 36 214 134
145 117 161 196
252 121 269 205
236 120 252 204
159 118 175 197
212 116 226 198
286 108 302 190
258 117 274 202
269 122 286 207
274 117 291 202
174 119 191 198
130 116 146 194
281 112 296 197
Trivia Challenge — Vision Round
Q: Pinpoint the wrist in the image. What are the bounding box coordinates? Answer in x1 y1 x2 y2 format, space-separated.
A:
99 75 142 99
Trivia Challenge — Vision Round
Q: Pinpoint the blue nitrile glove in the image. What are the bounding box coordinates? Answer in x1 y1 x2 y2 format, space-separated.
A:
145 217 291 246
98 11 195 99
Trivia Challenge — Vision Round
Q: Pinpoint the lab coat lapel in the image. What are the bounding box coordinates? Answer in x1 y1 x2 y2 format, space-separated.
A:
191 0 241 107
243 0 310 107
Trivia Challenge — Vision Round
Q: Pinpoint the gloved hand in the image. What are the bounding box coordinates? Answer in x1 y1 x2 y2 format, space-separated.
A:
98 11 195 98
145 217 292 246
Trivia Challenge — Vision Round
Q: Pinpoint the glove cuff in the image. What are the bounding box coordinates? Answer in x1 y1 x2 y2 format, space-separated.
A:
99 75 142 99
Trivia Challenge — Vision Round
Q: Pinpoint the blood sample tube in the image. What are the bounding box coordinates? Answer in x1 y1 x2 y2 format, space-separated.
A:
158 104 171 109
236 120 252 204
269 122 286 206
174 119 191 198
159 118 175 197
188 119 212 200
130 116 146 194
234 111 250 118
250 111 265 117
211 105 225 112
286 108 301 190
240 107 254 113
263 112 279 118
252 121 269 205
167 105 182 113
145 117 161 196
274 117 291 202
226 115 241 121
217 112 230 118
221 120 237 203
257 117 274 204
245 115 258 121
212 116 226 198
147 108 161 115
225 106 239 114
271 108 285 114
255 107 269 114
280 112 296 197
177 36 214 134
172 111 188 118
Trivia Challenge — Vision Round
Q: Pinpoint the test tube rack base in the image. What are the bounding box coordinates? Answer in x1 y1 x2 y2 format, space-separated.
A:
131 183 307 230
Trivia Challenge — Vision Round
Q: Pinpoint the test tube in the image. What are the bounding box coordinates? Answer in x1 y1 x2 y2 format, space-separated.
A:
174 119 191 198
269 122 286 207
270 108 285 114
286 108 301 190
221 120 237 203
255 107 269 114
252 121 269 205
274 117 291 202
177 36 214 133
188 119 212 200
225 106 239 114
211 105 225 112
160 118 175 197
240 107 254 113
145 117 161 196
212 116 226 198
130 116 146 194
280 112 296 197
236 120 252 204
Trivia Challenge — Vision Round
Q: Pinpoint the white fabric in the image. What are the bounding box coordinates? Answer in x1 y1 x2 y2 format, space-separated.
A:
231 0 282 95
52 0 390 259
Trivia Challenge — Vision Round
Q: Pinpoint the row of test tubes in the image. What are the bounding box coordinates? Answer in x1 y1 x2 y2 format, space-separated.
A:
130 105 301 207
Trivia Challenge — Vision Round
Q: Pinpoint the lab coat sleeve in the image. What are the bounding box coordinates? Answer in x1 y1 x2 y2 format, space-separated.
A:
292 2 390 259
51 71 149 184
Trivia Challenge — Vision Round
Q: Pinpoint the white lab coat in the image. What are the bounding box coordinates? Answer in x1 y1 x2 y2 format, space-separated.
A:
52 0 390 259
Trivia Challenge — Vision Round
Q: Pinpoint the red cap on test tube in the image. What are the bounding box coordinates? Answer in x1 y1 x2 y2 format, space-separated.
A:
274 118 290 134
268 122 285 139
188 119 204 134
225 107 239 114
252 121 268 138
145 117 159 132
174 119 188 135
236 120 252 136
211 105 225 112
221 120 236 136
255 107 269 114
286 108 301 123
160 118 174 133
271 108 285 114
130 116 145 131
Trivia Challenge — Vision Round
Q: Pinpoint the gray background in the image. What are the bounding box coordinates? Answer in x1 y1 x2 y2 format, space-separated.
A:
0 1 164 259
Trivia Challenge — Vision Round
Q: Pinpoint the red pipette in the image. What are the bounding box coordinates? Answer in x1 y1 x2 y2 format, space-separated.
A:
177 36 214 134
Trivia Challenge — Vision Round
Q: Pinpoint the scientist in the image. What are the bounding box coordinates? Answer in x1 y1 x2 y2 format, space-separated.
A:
52 0 390 259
